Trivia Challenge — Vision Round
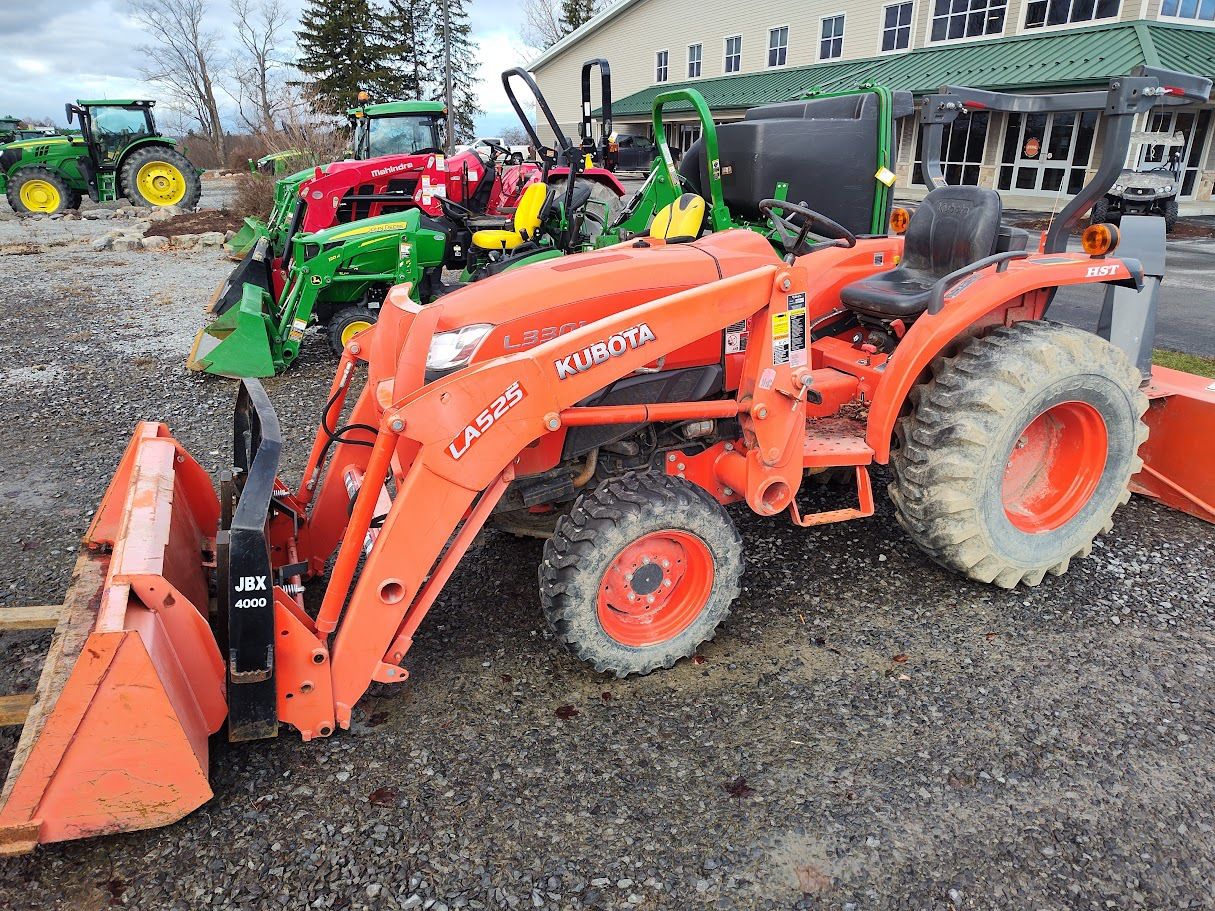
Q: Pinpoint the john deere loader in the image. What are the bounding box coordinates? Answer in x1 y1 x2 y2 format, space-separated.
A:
0 100 200 214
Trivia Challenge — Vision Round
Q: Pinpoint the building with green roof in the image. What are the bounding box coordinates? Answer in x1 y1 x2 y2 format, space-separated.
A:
531 2 1215 212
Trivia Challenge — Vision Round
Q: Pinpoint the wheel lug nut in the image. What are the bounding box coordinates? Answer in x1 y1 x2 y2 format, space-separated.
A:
661 559 670 568
663 579 672 588
646 595 655 604
628 592 636 601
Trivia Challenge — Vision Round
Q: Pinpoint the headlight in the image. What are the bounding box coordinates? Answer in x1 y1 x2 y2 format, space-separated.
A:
426 323 493 372
1162 185 1174 193
1110 184 1125 194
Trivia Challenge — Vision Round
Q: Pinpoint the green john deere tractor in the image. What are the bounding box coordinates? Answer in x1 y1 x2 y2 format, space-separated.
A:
188 84 911 379
0 100 201 215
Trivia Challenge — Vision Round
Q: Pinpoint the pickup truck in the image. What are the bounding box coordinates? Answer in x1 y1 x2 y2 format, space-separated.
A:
456 136 531 164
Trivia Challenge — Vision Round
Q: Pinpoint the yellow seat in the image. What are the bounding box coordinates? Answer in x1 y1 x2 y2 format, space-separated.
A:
650 193 706 243
472 182 550 251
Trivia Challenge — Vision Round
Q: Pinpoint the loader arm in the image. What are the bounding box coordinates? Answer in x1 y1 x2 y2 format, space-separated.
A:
315 263 799 724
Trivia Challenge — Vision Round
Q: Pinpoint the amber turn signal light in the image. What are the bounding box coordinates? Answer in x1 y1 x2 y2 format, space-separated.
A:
1082 222 1119 256
890 207 910 234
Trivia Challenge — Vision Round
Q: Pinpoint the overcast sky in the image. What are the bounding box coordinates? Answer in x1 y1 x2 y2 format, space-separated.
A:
0 0 539 135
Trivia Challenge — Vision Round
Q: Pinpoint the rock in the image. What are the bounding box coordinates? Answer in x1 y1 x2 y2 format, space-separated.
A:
163 204 184 216
82 209 109 220
141 235 169 251
148 208 174 222
175 233 199 248
224 229 236 242
90 235 114 252
199 231 225 247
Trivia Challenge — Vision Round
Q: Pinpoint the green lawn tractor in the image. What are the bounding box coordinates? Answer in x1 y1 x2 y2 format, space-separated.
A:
250 149 310 176
0 100 200 215
189 84 912 379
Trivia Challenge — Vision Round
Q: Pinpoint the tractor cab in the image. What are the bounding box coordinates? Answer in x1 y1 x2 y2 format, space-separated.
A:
349 100 445 160
68 100 159 167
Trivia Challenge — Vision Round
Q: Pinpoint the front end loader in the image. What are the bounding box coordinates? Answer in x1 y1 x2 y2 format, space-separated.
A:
3 67 1212 857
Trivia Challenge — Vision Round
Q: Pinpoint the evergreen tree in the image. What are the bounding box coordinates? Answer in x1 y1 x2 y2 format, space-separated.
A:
296 0 398 114
433 0 482 144
381 0 439 101
559 0 597 34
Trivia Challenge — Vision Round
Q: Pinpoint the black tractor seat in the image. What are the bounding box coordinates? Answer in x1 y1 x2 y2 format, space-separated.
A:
840 186 1003 321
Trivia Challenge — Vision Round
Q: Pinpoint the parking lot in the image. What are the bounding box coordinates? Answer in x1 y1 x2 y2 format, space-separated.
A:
0 192 1212 909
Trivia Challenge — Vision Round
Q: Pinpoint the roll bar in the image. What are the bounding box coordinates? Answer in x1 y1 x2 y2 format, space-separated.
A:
502 66 575 173
919 66 1211 253
651 89 732 232
580 58 612 148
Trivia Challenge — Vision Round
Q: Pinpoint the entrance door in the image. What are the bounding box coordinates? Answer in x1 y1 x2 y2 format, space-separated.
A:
998 111 1098 196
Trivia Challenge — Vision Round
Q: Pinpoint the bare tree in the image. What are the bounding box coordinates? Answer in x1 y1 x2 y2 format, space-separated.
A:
230 0 290 134
519 0 564 52
129 0 227 160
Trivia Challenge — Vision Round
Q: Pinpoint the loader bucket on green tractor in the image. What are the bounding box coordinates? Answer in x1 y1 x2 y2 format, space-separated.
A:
0 423 226 854
226 216 268 260
188 281 282 378
210 235 275 318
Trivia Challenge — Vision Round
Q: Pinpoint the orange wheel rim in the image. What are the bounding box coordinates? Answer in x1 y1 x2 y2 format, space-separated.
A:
596 530 714 647
1002 400 1108 533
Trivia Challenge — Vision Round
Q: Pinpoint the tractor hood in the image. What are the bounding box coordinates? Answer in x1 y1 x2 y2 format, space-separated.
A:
426 228 780 369
300 208 424 248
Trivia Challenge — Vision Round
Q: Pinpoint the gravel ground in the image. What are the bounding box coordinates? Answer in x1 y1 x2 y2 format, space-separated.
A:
0 210 1213 910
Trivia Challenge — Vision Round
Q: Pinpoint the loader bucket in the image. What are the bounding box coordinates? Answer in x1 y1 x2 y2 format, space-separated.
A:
0 423 226 854
188 282 280 379
1130 366 1215 524
225 217 267 260
210 236 274 318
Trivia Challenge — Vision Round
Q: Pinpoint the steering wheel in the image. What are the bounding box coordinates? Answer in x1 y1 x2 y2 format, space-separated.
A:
437 195 474 226
482 140 510 161
759 199 857 256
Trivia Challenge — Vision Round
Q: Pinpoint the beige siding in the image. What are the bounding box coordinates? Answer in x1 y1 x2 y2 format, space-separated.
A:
532 0 1186 146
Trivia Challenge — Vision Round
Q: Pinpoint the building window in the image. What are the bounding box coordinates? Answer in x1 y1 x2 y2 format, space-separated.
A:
1138 109 1213 198
768 26 789 67
1025 0 1118 27
655 50 668 83
687 43 702 78
725 35 742 73
930 0 1006 41
913 112 991 186
882 2 913 51
998 111 1098 195
820 15 844 59
1160 0 1215 20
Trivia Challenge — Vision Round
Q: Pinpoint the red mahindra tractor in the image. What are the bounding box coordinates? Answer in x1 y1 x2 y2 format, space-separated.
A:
2 68 1212 854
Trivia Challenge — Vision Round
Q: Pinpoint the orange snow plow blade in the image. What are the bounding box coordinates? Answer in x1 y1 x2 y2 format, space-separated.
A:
0 423 226 855
1131 366 1215 524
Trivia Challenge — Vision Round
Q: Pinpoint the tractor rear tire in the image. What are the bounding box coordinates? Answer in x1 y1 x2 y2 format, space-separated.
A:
327 306 378 355
547 177 622 244
1162 198 1179 234
121 146 202 210
6 168 74 215
539 472 742 677
888 320 1148 589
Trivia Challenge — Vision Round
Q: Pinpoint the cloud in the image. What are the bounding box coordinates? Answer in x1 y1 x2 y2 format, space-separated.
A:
0 0 537 136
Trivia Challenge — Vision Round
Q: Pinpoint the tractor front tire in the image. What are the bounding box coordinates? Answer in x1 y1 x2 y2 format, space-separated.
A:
7 168 74 215
121 147 202 209
1162 198 1179 234
539 472 743 677
889 320 1148 589
1090 197 1111 225
327 306 378 355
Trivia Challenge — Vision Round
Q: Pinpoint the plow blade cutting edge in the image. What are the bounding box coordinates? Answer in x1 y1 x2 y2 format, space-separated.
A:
225 216 269 260
0 423 226 855
1132 366 1215 523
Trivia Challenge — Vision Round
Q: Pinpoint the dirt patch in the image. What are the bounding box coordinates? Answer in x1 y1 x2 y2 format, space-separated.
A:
144 209 244 239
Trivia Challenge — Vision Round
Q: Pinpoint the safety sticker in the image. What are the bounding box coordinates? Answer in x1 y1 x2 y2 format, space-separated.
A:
289 317 307 343
725 319 748 354
773 294 807 367
874 252 885 266
875 166 897 187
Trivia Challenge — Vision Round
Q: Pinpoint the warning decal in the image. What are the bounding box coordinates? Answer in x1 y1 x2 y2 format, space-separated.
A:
773 293 808 366
725 319 748 354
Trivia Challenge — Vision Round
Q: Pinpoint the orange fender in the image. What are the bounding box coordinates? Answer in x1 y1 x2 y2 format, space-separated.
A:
866 253 1137 462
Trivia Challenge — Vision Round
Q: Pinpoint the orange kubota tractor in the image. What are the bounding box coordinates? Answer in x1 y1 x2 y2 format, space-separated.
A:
1 67 1213 854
